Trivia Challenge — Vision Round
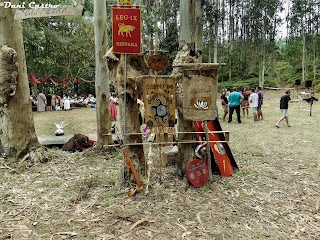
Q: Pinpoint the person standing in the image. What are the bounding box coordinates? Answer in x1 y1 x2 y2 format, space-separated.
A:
228 87 243 124
137 95 145 126
221 88 229 121
46 94 52 111
51 94 56 110
36 92 46 112
241 87 250 118
63 94 71 111
256 86 264 120
275 90 291 128
109 93 118 121
249 88 258 123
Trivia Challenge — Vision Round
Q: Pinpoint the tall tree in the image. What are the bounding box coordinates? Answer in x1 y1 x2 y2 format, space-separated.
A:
172 0 204 177
0 0 41 160
94 0 110 147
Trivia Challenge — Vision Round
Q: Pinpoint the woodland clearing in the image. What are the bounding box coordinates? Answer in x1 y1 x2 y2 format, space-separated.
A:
0 90 319 240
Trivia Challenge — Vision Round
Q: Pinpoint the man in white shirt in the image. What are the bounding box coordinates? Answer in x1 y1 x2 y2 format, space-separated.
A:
249 88 259 123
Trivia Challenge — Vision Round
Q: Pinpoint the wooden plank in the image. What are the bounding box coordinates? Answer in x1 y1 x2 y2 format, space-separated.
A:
104 130 230 136
104 140 231 147
143 76 176 128
14 5 84 20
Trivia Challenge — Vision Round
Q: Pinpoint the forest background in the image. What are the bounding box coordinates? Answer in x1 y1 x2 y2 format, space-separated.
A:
24 0 320 96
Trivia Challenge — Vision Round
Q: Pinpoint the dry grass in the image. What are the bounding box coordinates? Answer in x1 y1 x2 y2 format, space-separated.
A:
0 90 319 239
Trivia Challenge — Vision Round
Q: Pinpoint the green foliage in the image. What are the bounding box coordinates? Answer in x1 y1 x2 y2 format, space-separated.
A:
23 0 96 97
20 0 320 93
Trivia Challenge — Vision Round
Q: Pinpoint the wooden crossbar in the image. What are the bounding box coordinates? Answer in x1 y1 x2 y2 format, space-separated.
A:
104 140 230 147
103 131 229 136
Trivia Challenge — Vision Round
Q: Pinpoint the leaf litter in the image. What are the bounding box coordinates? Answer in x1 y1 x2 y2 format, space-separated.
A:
0 95 319 239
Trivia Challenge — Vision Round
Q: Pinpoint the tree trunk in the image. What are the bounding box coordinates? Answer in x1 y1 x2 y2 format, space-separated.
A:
94 0 110 147
213 0 219 63
104 50 149 172
259 54 265 87
313 35 316 80
228 0 233 81
0 0 41 160
173 0 203 178
178 0 203 60
302 33 306 83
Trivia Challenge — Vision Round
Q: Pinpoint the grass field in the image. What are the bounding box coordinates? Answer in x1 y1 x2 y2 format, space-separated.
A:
0 90 319 239
33 108 98 136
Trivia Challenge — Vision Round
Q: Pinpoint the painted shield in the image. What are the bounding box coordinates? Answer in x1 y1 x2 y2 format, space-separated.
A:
186 159 209 188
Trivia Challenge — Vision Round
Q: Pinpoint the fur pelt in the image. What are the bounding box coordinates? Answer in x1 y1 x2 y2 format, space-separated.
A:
0 46 18 107
62 134 89 151
103 47 148 97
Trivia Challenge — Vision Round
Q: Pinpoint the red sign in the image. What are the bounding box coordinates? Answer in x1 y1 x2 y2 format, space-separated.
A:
112 7 141 54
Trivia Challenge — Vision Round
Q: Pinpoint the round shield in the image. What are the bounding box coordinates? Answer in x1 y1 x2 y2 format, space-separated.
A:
186 159 209 188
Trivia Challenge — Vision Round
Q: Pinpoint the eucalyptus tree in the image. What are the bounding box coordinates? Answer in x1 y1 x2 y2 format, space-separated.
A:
23 0 96 96
171 0 204 176
0 0 42 161
288 0 320 83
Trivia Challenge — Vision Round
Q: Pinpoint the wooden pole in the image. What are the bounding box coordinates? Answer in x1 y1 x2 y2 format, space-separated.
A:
94 0 110 148
204 120 212 180
122 54 128 179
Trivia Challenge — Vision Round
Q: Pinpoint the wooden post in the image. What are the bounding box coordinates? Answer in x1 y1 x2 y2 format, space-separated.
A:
94 0 110 148
204 120 212 180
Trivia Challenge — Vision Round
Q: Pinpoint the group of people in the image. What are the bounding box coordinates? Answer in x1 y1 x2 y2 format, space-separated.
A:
32 92 65 112
221 86 264 124
32 93 95 112
221 87 293 127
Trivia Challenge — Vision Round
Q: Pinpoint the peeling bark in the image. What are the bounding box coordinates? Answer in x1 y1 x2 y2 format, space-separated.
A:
104 49 148 172
0 2 42 161
173 0 204 178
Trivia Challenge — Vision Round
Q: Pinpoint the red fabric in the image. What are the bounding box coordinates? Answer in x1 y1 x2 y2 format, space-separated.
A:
32 74 49 84
241 91 250 100
194 121 234 177
80 139 96 149
110 97 118 120
50 77 72 86
28 75 95 85
110 103 117 119
78 77 95 83
112 7 141 54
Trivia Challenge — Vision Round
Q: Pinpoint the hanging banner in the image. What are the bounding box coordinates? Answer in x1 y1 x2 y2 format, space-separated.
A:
181 63 221 121
112 7 141 54
143 76 176 128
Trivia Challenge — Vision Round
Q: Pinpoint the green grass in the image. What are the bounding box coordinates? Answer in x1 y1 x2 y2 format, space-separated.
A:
33 108 97 136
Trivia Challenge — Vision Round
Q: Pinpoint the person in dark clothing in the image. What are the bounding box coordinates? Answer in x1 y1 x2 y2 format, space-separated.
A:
221 88 229 121
276 90 291 128
46 94 52 111
228 87 243 124
256 86 264 120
